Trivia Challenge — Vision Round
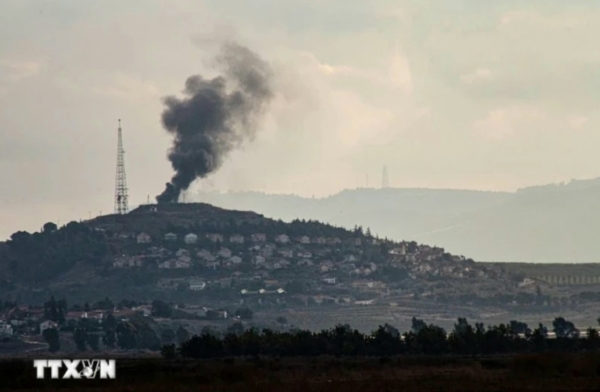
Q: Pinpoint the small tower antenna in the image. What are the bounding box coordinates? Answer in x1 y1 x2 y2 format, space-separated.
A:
114 119 129 214
382 165 389 188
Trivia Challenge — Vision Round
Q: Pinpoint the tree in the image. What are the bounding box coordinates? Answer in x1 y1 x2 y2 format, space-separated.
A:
116 321 138 350
87 333 100 351
73 326 88 351
553 317 578 338
151 300 173 318
43 328 60 352
160 328 176 345
411 317 427 334
42 222 58 234
235 307 253 320
176 326 190 345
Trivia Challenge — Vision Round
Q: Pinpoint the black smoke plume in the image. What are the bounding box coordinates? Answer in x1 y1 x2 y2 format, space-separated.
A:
156 42 273 203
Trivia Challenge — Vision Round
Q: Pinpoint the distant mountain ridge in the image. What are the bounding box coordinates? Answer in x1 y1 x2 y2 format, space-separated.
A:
193 177 600 263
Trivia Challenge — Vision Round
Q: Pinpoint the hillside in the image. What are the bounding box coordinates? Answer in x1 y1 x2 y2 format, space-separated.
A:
2 202 600 331
0 202 521 302
192 177 600 262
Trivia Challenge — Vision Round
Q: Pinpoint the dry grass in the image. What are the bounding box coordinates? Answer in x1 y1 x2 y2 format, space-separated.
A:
4 353 600 391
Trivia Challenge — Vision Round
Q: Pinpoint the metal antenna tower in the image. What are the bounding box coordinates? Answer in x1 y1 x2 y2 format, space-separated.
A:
114 119 129 214
382 165 389 188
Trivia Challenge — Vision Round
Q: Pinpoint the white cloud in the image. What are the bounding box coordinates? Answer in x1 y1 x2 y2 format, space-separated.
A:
567 114 588 130
460 68 494 84
0 59 44 82
473 105 548 141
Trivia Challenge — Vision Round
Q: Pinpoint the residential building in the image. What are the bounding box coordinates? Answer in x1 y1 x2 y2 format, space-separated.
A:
184 233 198 244
251 233 267 242
297 235 311 244
323 277 336 284
313 237 327 244
230 256 243 265
206 233 224 243
278 249 293 258
275 234 290 244
229 234 245 244
218 248 232 258
189 280 206 291
164 233 177 241
136 232 152 244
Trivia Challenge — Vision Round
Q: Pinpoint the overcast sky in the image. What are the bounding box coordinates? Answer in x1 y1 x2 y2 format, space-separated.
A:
1 0 599 238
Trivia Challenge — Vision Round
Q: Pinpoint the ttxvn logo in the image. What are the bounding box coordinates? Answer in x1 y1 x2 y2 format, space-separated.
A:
33 359 116 379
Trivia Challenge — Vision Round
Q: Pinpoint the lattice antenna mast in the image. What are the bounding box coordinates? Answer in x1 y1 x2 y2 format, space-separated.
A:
114 119 129 214
382 165 389 188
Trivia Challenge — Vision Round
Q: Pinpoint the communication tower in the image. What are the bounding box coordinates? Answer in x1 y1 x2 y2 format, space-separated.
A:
114 119 129 214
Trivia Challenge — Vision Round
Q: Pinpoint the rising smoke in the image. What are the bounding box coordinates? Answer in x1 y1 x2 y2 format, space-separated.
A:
156 42 274 203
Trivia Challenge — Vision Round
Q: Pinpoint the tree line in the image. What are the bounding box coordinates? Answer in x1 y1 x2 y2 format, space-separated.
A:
164 316 600 359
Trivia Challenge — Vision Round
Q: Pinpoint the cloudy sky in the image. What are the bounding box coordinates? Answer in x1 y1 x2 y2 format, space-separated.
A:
1 0 599 238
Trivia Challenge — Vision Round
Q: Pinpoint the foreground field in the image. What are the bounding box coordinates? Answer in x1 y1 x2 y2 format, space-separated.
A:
4 353 600 391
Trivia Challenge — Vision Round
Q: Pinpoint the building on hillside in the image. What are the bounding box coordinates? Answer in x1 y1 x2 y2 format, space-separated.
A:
184 233 198 244
229 234 244 244
275 234 290 244
353 238 362 246
253 255 266 266
0 322 13 336
297 235 310 244
251 233 267 242
164 233 177 241
327 237 341 245
297 250 312 258
323 277 336 284
136 232 152 244
206 233 224 243
389 246 406 255
313 237 327 244
278 249 293 258
259 245 275 257
218 248 232 258
189 280 206 291
230 256 243 265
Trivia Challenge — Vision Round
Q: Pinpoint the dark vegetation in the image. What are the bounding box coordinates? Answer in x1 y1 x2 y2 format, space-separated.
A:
168 316 599 359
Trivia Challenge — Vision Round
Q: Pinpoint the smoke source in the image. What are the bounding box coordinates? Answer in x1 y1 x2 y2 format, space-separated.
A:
156 42 274 203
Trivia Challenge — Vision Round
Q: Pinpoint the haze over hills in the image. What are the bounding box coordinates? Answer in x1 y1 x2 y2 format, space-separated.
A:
192 177 600 263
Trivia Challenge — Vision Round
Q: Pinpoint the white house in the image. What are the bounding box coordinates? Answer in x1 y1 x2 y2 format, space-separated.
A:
229 234 244 244
137 232 152 244
218 248 232 258
278 249 293 258
230 255 243 265
297 235 311 244
189 280 206 291
275 234 290 244
313 237 327 244
251 233 267 242
297 250 312 258
184 233 198 244
323 277 337 285
164 233 177 241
